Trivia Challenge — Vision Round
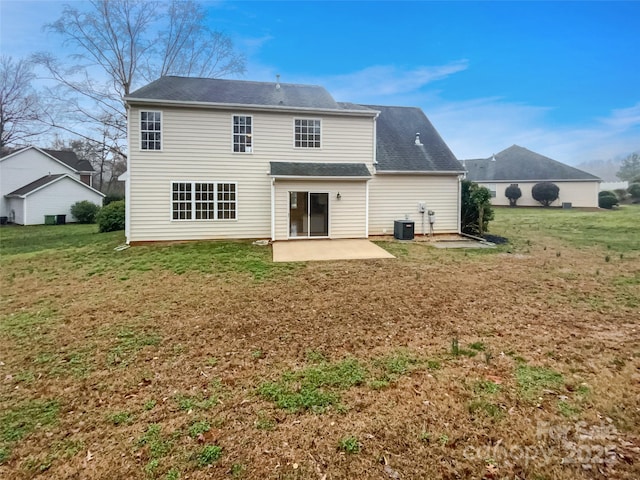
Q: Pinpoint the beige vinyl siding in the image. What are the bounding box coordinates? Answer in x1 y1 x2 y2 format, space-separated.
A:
368 174 461 235
127 106 375 242
487 181 600 208
273 180 367 240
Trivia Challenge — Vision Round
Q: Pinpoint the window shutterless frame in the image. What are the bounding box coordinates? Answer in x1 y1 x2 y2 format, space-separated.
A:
293 118 322 149
140 110 162 151
232 114 253 153
170 181 237 221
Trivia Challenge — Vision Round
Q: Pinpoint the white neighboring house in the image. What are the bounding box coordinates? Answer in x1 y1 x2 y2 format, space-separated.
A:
123 76 465 244
0 146 105 225
463 145 601 208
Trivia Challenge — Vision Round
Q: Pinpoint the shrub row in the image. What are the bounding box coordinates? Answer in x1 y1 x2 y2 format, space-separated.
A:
70 199 125 232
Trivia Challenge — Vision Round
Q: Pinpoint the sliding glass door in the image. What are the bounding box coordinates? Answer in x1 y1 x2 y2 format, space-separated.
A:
289 192 328 238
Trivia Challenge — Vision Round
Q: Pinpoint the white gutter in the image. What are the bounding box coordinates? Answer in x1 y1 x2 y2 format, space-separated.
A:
365 180 369 238
125 104 131 243
457 175 462 234
269 175 372 181
375 170 466 176
125 97 380 117
270 177 275 241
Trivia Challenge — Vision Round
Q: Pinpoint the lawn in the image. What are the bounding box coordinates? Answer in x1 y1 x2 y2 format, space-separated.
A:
1 206 639 479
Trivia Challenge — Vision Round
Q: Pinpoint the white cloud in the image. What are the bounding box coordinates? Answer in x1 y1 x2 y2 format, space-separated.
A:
303 61 469 103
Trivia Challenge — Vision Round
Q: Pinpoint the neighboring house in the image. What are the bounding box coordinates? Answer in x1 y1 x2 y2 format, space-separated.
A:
123 76 464 243
463 145 601 208
0 146 104 225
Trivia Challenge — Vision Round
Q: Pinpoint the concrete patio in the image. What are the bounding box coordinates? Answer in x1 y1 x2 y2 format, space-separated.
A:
272 239 395 262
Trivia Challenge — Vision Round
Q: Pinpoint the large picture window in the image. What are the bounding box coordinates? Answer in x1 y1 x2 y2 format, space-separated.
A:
294 118 321 148
172 182 236 220
233 115 252 152
141 111 162 150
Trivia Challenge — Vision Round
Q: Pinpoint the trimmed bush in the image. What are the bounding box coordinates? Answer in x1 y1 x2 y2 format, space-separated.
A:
532 182 560 207
70 200 100 224
598 191 618 209
96 200 125 232
505 184 522 207
628 183 640 202
613 188 628 202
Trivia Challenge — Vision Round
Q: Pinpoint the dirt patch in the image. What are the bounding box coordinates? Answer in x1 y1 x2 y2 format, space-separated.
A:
1 238 639 479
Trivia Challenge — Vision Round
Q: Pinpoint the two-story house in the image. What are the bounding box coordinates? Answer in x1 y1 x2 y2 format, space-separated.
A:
0 146 104 225
123 77 464 243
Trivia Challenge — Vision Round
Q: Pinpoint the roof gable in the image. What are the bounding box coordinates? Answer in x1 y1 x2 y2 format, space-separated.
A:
1 146 94 173
366 105 463 173
6 173 105 198
464 145 600 182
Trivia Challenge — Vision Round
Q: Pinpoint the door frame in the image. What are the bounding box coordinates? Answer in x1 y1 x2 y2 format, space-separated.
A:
287 190 330 239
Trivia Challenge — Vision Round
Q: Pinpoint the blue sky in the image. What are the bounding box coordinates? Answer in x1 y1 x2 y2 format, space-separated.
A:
2 0 639 167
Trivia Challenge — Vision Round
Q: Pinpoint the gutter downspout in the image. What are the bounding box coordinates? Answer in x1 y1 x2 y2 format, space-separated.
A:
270 177 276 241
457 174 462 234
124 104 131 243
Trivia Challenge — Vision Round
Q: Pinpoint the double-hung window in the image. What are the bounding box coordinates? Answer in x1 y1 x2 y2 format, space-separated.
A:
172 182 236 220
294 118 321 148
233 115 252 152
140 111 162 150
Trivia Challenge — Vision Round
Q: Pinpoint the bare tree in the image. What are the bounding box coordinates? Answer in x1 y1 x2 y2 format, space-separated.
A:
0 56 45 150
34 0 245 159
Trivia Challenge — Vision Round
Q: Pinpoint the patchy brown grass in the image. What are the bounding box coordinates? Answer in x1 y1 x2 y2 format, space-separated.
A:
1 209 639 479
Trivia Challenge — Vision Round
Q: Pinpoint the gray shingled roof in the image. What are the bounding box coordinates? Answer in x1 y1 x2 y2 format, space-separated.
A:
127 76 346 110
464 145 600 182
365 105 464 172
270 162 371 177
6 174 66 197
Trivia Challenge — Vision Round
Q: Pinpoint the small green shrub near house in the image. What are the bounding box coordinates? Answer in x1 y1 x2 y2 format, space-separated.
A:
628 183 640 202
505 184 522 207
598 191 619 209
96 200 125 232
532 182 560 207
70 200 100 224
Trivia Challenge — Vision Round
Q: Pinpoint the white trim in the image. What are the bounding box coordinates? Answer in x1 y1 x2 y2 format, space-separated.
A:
139 110 163 151
271 175 371 181
293 117 322 149
125 104 131 243
287 191 330 239
365 180 369 238
169 180 238 221
471 178 600 183
125 97 380 117
376 170 466 175
231 113 254 154
270 178 276 241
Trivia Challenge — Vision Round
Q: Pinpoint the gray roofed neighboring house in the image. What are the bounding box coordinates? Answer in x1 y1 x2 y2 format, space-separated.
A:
6 174 67 197
462 145 600 208
366 105 464 173
464 145 600 182
270 162 371 178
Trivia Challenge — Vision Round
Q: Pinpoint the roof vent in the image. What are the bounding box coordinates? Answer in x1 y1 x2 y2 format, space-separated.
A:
414 133 422 146
275 74 281 90
491 154 496 162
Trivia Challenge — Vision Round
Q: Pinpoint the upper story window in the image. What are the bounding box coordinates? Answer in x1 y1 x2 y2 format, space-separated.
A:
141 111 162 150
294 118 321 148
233 115 252 153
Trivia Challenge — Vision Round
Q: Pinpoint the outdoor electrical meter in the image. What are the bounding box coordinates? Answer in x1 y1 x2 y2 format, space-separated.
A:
428 210 436 224
418 202 426 213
